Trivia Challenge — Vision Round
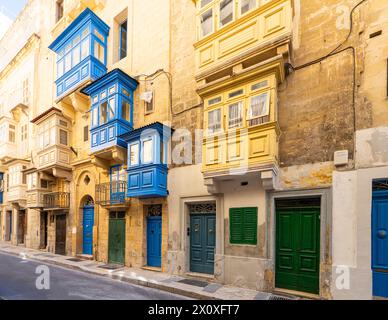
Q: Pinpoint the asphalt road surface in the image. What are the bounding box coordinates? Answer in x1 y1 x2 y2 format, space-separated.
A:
0 252 188 300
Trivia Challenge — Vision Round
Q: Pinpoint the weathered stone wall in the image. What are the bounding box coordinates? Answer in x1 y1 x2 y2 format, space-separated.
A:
279 0 371 168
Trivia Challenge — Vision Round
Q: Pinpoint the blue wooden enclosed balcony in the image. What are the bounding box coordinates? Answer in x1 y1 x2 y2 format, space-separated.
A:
81 69 138 161
121 122 173 198
49 8 109 101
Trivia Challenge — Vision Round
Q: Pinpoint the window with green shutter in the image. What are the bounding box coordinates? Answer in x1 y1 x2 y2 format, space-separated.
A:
229 207 258 245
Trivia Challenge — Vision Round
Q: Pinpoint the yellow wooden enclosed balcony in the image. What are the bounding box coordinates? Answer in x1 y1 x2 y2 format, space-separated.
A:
194 0 292 78
201 73 279 184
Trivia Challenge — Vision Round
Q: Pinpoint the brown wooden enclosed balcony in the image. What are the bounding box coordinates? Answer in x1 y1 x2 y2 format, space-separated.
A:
96 181 129 208
43 192 70 210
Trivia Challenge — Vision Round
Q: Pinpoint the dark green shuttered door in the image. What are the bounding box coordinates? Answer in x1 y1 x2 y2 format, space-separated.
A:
230 208 258 245
108 214 126 265
275 206 320 294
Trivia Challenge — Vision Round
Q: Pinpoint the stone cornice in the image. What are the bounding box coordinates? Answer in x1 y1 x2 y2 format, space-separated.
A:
0 33 40 81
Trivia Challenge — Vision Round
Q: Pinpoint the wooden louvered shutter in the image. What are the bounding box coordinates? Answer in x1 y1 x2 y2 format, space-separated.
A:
243 207 258 245
230 208 244 244
229 207 257 245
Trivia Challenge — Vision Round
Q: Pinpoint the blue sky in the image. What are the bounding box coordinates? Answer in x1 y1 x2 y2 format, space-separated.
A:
0 0 28 20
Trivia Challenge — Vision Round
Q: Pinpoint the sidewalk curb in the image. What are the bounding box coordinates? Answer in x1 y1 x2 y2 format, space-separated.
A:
0 248 219 300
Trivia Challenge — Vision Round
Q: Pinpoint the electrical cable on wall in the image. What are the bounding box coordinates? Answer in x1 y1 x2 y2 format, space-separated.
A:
136 69 202 119
287 0 368 162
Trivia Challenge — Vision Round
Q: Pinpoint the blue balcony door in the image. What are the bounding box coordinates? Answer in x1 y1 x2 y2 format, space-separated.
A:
372 190 388 298
83 206 95 255
110 166 125 204
190 214 216 275
147 216 162 268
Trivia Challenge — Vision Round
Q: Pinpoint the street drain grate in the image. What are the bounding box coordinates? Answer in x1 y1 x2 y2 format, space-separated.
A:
98 264 124 270
269 295 294 301
178 279 209 288
67 258 83 263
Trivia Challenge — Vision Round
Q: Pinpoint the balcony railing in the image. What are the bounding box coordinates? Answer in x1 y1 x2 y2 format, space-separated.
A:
44 192 70 209
96 181 129 206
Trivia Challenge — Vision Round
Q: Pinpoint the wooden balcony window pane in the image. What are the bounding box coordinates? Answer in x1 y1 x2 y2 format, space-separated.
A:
72 45 81 66
121 100 130 122
201 9 213 37
92 107 98 127
64 53 71 73
208 109 221 134
241 0 256 15
60 129 68 146
57 60 64 78
201 0 212 8
100 102 108 124
143 139 153 164
108 98 115 120
130 143 139 166
220 0 234 27
228 101 243 129
81 39 90 60
248 92 270 125
94 40 105 64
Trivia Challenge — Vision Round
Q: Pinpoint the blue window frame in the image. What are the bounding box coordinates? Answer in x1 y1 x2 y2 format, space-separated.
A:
81 69 139 154
119 20 128 60
49 8 110 100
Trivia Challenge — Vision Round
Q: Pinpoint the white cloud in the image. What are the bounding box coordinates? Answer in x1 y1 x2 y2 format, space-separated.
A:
0 10 13 40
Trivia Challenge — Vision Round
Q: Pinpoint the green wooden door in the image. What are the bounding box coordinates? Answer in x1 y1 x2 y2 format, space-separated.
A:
108 217 125 265
275 207 320 294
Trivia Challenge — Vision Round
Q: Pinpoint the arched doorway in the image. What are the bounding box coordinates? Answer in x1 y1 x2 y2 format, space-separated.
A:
82 196 95 255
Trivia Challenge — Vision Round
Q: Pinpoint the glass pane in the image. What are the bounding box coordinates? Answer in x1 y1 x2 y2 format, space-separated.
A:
64 53 71 73
100 101 108 124
143 139 153 163
94 41 105 64
92 107 98 126
208 109 221 133
220 0 233 27
249 92 269 118
57 60 64 78
130 143 139 166
121 100 130 122
241 0 256 15
60 130 68 145
73 35 81 46
122 88 130 97
81 39 89 60
111 167 118 181
201 0 212 7
201 9 213 37
119 21 128 60
82 26 90 38
228 102 243 129
94 29 105 42
72 45 81 66
108 98 115 119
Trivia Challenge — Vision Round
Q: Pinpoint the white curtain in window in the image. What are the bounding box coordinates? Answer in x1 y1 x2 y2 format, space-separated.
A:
228 102 243 128
249 92 269 119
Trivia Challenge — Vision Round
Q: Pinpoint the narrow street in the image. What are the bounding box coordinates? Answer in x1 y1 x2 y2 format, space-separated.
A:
0 252 188 300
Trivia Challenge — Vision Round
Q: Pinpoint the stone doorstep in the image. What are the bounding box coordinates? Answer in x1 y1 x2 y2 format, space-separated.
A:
0 244 261 300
